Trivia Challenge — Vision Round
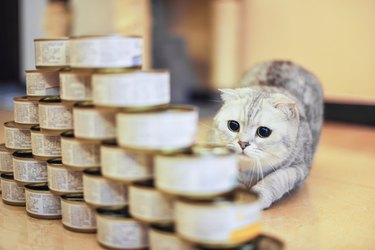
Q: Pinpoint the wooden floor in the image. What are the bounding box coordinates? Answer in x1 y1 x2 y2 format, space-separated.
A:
1 110 375 250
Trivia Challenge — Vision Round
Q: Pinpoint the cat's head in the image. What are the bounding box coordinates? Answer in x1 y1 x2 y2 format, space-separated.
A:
213 87 300 170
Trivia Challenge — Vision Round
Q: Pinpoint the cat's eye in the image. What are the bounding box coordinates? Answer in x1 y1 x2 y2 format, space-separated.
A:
227 120 240 132
257 127 272 138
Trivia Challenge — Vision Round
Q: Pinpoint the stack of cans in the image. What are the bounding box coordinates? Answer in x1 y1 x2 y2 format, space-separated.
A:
0 35 283 250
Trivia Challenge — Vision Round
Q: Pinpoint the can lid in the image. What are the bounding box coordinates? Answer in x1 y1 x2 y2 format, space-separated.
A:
83 167 102 177
70 34 141 40
74 101 95 109
12 150 34 159
131 179 155 189
61 193 84 202
119 104 197 114
150 223 175 234
25 183 50 192
39 96 62 104
61 130 75 138
25 68 63 73
34 37 69 41
158 144 235 158
101 139 117 147
30 125 41 132
13 96 38 102
96 205 132 219
47 158 63 166
92 69 169 75
0 172 14 180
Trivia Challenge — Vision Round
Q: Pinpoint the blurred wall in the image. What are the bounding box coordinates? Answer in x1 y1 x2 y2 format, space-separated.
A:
242 0 375 100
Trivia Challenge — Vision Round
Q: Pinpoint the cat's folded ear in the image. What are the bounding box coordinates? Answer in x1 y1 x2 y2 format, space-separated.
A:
272 93 299 120
218 89 239 101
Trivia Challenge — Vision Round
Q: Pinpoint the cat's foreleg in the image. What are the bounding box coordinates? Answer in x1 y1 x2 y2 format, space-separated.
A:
250 166 308 209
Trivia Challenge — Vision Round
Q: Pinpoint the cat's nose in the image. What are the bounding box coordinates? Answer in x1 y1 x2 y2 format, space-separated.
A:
238 141 250 150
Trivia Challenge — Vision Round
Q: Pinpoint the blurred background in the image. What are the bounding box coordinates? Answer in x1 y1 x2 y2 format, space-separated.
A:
1 0 374 122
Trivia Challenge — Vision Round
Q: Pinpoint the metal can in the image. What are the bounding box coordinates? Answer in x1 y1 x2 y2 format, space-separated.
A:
129 180 174 224
60 69 93 101
96 206 149 249
101 140 153 183
25 69 60 96
0 172 26 206
38 96 73 131
155 145 237 198
83 167 128 207
25 183 62 219
3 121 32 150
13 96 39 125
0 143 15 172
47 158 83 195
175 190 261 247
116 105 199 153
92 70 170 107
30 125 61 160
73 102 117 140
61 193 97 233
61 130 100 169
149 224 197 250
34 38 69 68
12 150 48 185
69 35 142 69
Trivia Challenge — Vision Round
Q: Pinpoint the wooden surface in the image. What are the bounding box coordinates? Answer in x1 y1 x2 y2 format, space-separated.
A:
1 110 375 249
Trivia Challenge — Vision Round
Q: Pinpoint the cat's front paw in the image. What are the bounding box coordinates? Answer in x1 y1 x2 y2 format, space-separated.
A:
251 185 273 209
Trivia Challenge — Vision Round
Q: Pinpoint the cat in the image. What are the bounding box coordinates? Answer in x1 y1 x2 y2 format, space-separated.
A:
212 60 323 209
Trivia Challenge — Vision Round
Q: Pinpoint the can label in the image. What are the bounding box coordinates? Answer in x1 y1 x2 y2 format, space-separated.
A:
26 71 60 96
92 72 170 107
61 139 100 167
175 201 261 244
13 159 48 183
14 101 39 124
73 109 116 139
39 104 73 130
129 187 173 222
149 228 196 250
1 179 26 203
26 190 61 216
83 176 127 206
117 111 198 149
35 40 69 67
0 146 14 172
97 216 149 249
155 155 237 195
101 146 153 180
31 132 61 157
5 126 31 149
60 72 92 101
70 37 142 68
61 201 96 229
47 166 83 192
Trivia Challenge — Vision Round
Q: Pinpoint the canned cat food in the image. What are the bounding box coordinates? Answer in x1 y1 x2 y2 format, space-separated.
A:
61 193 97 233
83 167 128 207
117 105 199 152
4 121 32 150
73 102 117 140
0 143 15 172
12 150 48 185
149 224 197 250
34 38 69 68
47 158 83 195
101 140 153 183
38 96 73 131
30 125 61 160
96 206 149 249
25 69 60 96
196 235 284 250
0 172 26 206
175 190 261 247
13 96 39 125
61 130 100 169
69 35 142 68
25 183 62 219
92 70 170 107
60 69 92 101
155 145 237 198
129 180 174 224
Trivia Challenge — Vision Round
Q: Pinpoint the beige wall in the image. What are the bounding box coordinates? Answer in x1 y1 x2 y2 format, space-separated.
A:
243 0 375 100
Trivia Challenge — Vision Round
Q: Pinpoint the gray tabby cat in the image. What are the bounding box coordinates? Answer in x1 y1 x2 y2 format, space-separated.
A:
212 61 323 209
